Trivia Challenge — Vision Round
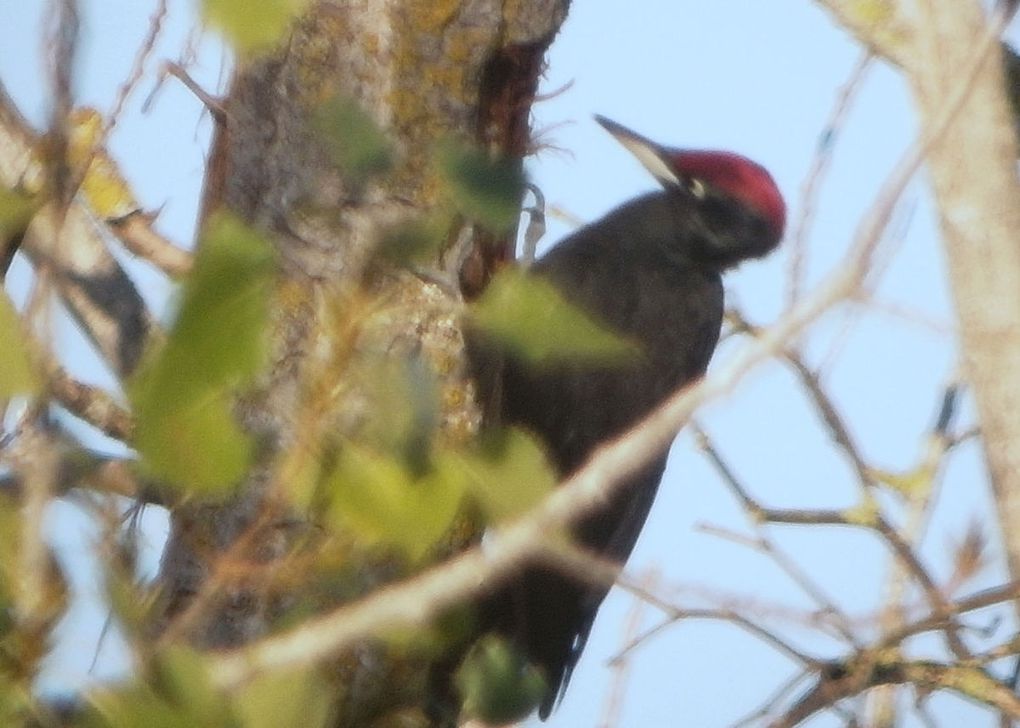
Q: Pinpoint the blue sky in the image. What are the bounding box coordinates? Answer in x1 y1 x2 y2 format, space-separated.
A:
0 2 1010 726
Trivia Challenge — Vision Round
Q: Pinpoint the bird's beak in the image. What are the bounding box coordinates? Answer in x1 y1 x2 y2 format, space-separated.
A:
594 115 681 188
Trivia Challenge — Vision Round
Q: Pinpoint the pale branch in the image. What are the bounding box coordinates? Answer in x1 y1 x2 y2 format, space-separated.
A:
904 0 1020 609
109 212 193 278
623 605 818 673
534 540 666 613
46 362 133 442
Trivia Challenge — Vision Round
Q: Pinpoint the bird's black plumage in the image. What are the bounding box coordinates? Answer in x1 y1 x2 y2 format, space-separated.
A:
467 118 784 719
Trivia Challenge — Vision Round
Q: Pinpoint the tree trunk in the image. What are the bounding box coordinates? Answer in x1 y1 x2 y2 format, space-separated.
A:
156 1 568 724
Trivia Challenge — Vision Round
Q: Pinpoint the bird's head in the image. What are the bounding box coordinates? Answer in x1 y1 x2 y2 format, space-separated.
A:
595 115 786 258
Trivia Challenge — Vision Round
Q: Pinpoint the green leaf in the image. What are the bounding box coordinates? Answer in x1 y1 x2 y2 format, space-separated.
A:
202 0 310 55
129 213 273 495
375 215 446 266
326 443 466 561
456 635 547 724
152 648 225 721
313 96 393 189
435 140 524 232
470 268 639 365
90 648 233 728
442 429 555 523
0 293 40 398
347 353 440 473
168 213 275 386
135 390 255 497
234 668 331 728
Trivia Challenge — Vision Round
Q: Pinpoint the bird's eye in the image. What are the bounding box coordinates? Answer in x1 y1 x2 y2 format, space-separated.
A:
688 178 707 199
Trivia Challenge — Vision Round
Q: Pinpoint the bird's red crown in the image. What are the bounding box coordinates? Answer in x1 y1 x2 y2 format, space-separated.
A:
670 149 786 241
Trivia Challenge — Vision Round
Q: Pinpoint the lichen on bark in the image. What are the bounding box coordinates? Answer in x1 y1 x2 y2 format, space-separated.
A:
156 1 568 724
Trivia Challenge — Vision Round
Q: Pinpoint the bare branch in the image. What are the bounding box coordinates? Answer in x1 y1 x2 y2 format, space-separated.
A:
787 50 872 306
772 658 1020 727
46 362 133 442
109 212 193 278
779 352 872 487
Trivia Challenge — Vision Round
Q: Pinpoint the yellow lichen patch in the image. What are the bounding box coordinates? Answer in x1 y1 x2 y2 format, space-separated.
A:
405 0 460 33
386 2 492 202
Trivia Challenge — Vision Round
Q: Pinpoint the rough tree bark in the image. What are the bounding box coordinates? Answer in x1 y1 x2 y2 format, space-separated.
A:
153 1 568 725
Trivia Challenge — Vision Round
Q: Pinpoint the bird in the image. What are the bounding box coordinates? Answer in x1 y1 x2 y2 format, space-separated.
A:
467 115 786 719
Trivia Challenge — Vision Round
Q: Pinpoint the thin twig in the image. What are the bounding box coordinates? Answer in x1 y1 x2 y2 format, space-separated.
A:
48 0 79 209
105 0 168 136
787 50 872 306
692 424 859 645
599 569 657 728
781 352 871 486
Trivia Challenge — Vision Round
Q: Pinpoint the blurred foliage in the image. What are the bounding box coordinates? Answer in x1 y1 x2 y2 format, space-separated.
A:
313 96 394 191
374 215 449 267
435 140 525 233
346 354 441 475
89 648 233 728
201 0 311 56
129 212 274 495
470 267 639 366
442 428 554 523
324 442 467 562
455 635 547 724
0 60 577 726
233 667 332 728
